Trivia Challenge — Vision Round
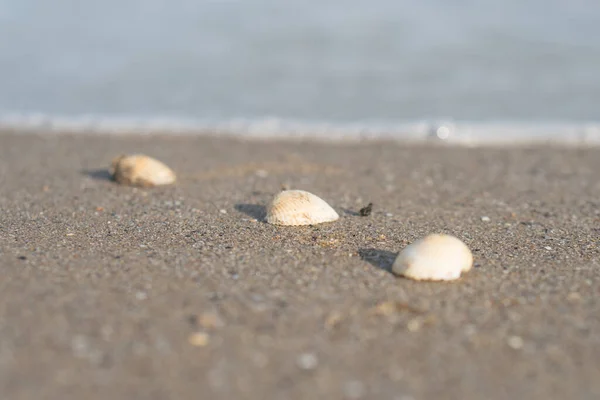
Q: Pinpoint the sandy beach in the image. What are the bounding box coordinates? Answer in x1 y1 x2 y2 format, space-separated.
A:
0 131 599 400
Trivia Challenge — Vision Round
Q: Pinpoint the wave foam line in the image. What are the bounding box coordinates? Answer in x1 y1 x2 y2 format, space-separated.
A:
1 113 600 146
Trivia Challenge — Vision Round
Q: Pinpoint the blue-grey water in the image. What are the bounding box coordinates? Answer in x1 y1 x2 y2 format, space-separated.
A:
1 0 600 142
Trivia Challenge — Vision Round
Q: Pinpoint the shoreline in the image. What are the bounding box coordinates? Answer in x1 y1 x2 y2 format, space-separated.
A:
0 131 599 399
2 115 600 147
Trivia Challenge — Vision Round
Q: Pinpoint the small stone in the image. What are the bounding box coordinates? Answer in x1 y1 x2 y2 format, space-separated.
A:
544 246 552 250
373 301 397 317
407 318 422 332
219 209 227 214
188 332 210 347
567 292 582 303
296 352 318 370
386 213 393 217
507 335 524 349
198 312 224 329
371 301 423 317
325 311 343 330
481 216 490 222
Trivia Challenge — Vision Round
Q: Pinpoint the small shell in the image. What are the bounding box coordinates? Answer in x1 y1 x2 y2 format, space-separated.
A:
266 190 339 226
110 155 176 187
392 234 473 281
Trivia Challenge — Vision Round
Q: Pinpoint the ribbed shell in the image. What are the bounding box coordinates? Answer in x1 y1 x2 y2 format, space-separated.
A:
266 190 339 226
110 155 176 187
392 234 473 281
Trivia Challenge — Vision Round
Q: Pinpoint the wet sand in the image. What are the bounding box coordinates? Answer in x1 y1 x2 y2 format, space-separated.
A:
0 131 599 400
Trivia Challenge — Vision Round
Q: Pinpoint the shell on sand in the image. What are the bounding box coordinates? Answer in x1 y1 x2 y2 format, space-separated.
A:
266 190 339 226
110 155 176 187
392 234 473 281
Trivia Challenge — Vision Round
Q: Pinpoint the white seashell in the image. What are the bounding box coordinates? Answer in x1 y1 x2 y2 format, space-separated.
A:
266 190 339 226
110 154 176 187
392 234 473 281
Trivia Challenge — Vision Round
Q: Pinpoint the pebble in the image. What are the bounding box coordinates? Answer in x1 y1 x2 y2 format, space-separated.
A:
507 335 524 349
219 209 227 214
407 318 422 332
296 352 319 370
544 246 552 250
373 301 398 317
188 332 210 347
325 311 343 330
567 292 582 303
198 312 224 329
481 216 491 222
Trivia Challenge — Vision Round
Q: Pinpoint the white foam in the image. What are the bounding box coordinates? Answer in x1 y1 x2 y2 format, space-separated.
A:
1 112 600 147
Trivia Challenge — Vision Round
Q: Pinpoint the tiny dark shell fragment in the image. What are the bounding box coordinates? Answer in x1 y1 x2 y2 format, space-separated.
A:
359 203 373 217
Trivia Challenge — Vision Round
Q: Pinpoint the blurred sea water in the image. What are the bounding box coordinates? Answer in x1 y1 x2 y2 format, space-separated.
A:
1 0 600 143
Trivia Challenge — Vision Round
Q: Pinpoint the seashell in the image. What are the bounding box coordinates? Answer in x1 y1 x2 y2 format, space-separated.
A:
266 190 339 226
392 234 473 281
110 154 176 187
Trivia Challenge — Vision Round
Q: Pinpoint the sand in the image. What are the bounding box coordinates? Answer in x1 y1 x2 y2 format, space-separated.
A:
0 131 599 400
